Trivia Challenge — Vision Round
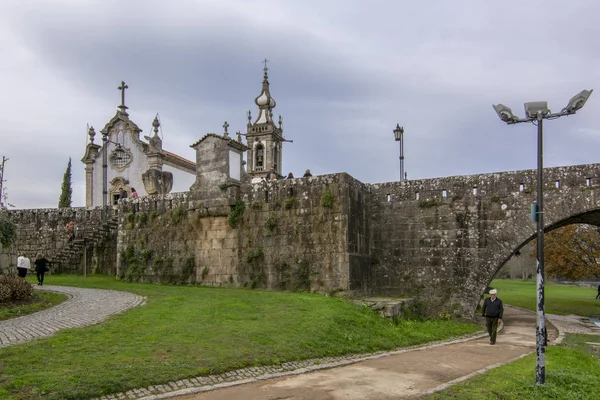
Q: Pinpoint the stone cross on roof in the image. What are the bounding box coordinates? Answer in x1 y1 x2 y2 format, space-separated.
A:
118 81 129 113
262 58 269 74
223 121 229 136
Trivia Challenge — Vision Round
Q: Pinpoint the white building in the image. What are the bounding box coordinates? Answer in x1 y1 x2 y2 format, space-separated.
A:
81 82 195 207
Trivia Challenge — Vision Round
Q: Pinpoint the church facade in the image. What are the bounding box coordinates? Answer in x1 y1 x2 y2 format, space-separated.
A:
81 82 196 207
81 66 289 207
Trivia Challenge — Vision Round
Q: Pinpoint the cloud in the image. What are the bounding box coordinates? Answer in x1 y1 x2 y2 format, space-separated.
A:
0 0 599 209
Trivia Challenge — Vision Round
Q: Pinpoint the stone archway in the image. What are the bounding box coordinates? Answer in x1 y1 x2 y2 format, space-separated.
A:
369 163 600 319
109 177 130 204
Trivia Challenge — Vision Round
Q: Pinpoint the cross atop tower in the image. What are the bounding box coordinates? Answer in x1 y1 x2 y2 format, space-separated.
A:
262 58 269 77
117 81 129 114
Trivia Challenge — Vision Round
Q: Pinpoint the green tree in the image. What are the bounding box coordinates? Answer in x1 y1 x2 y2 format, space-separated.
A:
58 157 72 208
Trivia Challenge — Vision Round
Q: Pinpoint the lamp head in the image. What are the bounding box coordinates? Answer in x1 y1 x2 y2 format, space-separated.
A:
492 104 519 123
393 124 404 141
562 89 593 114
524 101 549 119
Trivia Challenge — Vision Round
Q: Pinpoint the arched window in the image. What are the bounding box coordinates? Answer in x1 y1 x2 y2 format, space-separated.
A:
255 143 264 170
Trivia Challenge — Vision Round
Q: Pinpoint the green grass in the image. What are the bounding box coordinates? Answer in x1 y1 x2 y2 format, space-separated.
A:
0 275 482 400
0 291 67 321
490 279 600 317
426 333 600 399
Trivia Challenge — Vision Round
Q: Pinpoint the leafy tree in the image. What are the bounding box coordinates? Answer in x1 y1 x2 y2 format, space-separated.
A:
531 224 600 280
58 157 72 208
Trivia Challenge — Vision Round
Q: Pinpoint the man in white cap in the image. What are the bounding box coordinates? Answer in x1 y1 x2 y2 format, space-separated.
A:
482 288 503 345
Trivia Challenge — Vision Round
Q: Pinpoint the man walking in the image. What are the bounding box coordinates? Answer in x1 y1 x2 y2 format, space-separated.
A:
596 284 600 299
482 289 503 345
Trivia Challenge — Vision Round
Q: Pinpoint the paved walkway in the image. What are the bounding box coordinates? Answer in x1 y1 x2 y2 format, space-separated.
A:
0 285 145 348
145 307 553 400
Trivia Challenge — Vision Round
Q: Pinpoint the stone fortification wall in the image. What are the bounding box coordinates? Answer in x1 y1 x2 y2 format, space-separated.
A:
2 207 117 275
369 164 600 317
116 174 370 293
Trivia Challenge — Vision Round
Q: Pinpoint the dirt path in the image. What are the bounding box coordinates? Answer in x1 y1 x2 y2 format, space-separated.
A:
168 307 556 400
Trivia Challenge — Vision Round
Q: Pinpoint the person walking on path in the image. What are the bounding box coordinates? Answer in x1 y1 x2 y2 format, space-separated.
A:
34 253 49 286
16 255 31 278
596 284 600 299
482 288 503 345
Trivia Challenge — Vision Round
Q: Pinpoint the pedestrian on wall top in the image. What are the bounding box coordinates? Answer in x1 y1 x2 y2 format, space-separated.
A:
482 288 503 345
130 187 138 199
266 167 277 182
16 254 31 278
303 169 312 178
34 253 49 286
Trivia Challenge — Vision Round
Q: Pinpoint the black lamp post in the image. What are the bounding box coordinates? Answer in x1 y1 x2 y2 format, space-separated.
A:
102 129 108 207
493 89 593 385
393 124 405 182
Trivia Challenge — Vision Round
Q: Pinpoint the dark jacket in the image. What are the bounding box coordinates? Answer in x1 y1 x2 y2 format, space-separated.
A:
482 297 503 318
34 257 48 273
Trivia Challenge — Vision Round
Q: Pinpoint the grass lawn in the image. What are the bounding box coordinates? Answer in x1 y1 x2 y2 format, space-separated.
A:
491 279 600 318
0 275 482 400
0 290 67 321
426 333 600 400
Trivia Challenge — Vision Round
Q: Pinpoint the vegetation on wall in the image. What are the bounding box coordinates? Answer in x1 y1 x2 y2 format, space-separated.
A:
274 258 313 291
138 212 148 227
227 200 245 228
120 245 145 282
284 196 295 209
181 255 196 283
265 214 276 233
245 247 265 289
171 207 186 225
126 212 136 229
0 217 16 247
321 186 334 208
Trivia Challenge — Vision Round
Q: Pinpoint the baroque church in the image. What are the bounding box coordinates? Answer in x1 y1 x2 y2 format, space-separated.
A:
81 64 288 206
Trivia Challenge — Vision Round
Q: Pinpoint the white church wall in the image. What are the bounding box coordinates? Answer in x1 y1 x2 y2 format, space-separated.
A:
91 132 150 206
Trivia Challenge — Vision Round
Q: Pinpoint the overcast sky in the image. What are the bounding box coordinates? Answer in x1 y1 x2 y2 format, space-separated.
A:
1 0 599 209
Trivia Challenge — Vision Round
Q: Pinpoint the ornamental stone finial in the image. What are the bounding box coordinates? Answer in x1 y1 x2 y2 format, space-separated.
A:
88 126 96 143
152 115 160 135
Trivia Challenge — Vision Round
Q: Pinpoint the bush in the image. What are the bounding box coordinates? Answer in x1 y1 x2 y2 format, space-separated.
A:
0 275 33 301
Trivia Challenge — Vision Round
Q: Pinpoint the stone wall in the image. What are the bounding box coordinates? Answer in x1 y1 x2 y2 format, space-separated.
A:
115 174 368 293
369 164 600 317
3 207 117 275
7 163 600 319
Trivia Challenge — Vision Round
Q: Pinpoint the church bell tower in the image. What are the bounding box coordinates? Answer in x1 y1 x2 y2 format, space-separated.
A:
245 60 286 180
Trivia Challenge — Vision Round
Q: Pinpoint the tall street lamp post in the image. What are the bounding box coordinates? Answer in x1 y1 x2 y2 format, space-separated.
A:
393 124 405 182
102 129 109 207
493 89 593 385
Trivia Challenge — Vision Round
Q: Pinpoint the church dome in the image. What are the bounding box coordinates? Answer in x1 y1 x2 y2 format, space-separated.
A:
256 92 270 106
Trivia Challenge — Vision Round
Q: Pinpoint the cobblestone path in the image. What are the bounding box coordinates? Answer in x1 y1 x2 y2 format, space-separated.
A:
0 285 145 349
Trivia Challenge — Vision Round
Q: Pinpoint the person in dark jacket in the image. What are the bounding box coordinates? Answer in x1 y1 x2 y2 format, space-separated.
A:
482 288 503 345
34 253 49 286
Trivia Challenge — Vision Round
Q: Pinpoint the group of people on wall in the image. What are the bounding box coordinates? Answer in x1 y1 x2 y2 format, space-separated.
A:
266 167 313 182
16 253 50 286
